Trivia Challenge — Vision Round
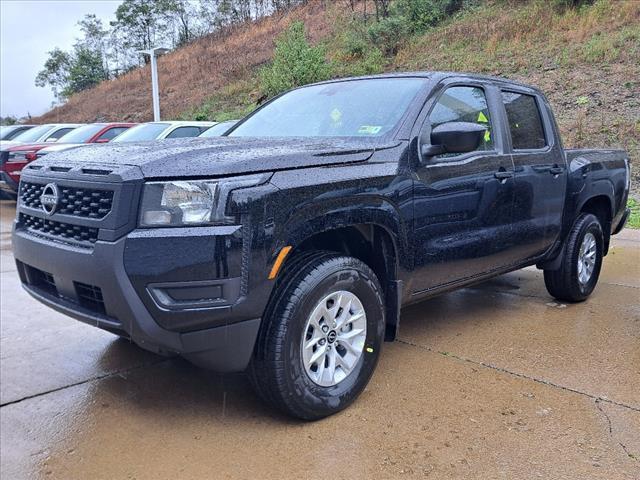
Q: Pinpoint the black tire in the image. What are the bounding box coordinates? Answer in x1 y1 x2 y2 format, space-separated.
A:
249 252 385 420
544 213 603 302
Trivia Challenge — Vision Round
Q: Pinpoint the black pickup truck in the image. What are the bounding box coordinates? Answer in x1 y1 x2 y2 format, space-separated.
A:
12 72 631 419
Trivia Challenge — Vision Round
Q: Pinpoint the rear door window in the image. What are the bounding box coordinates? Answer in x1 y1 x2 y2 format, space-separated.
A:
46 128 75 141
97 127 128 141
501 91 546 150
165 126 203 139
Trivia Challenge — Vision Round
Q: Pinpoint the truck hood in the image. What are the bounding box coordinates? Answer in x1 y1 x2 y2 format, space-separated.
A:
37 137 391 178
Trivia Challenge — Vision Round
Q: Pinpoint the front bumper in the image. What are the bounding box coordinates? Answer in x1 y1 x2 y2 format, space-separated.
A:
12 225 269 372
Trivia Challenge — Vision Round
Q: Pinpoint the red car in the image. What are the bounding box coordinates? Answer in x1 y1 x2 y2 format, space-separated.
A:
0 123 135 199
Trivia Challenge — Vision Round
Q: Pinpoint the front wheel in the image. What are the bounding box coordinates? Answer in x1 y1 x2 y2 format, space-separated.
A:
249 253 385 420
544 213 604 302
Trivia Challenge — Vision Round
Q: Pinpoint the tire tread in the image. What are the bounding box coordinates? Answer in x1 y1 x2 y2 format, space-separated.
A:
544 213 602 302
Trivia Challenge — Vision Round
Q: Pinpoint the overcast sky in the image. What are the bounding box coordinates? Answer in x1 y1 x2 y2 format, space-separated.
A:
1 0 121 119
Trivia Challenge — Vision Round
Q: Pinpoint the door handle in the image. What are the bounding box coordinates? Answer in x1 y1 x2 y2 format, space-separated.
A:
549 164 564 176
494 171 514 180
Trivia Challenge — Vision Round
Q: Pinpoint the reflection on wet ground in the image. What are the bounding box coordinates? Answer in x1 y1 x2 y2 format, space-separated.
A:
1 201 638 479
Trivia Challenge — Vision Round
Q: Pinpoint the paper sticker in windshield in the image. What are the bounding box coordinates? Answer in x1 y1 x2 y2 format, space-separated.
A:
330 108 342 123
358 125 382 135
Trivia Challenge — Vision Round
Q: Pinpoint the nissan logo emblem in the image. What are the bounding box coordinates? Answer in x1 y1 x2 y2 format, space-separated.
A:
40 183 60 215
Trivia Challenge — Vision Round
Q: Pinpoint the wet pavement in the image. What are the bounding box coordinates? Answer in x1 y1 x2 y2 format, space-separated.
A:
1 200 638 479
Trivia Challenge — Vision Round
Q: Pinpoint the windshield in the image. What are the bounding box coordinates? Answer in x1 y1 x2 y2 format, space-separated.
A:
11 125 54 143
0 126 19 140
112 123 170 142
229 78 426 138
56 124 104 143
199 121 238 137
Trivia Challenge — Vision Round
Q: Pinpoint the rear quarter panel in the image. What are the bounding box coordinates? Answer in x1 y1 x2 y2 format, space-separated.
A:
564 148 629 233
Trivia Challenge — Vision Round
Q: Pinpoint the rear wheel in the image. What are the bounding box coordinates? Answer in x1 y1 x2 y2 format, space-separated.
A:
544 213 603 302
249 252 385 420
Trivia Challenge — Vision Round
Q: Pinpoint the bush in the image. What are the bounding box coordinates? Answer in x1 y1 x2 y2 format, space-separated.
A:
392 0 465 33
260 21 333 99
367 16 410 55
343 27 370 58
329 18 386 77
551 0 596 11
340 47 386 76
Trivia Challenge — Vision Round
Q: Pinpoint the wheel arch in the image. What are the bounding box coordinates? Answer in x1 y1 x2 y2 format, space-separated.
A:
579 194 613 254
274 220 403 341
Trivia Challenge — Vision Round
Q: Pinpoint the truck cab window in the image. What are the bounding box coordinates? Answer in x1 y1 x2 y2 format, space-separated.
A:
429 86 494 154
501 91 546 150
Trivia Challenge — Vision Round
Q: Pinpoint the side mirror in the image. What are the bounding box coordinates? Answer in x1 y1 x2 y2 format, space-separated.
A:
45 137 58 143
421 121 486 159
94 138 110 143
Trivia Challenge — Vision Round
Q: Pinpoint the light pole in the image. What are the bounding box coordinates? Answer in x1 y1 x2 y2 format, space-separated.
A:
138 47 169 121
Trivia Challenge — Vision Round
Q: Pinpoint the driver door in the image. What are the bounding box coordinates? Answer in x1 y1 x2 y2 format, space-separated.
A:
411 83 516 294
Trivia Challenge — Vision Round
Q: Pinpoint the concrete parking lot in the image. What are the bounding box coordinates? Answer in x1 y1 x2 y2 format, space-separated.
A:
0 199 638 479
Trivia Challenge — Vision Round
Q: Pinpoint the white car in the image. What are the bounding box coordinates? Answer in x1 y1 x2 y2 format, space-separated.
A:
0 125 36 141
111 121 216 143
0 123 83 149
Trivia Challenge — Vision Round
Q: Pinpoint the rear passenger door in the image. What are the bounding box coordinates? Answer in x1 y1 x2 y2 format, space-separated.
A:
500 89 567 260
411 82 516 293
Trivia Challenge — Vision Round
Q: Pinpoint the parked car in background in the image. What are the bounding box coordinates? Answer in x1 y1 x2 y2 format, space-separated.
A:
12 73 630 419
0 125 35 141
199 120 239 137
112 121 216 142
36 123 136 157
1 124 83 199
0 123 83 148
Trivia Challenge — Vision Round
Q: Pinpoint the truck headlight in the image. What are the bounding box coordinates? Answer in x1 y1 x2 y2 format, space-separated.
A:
139 174 269 227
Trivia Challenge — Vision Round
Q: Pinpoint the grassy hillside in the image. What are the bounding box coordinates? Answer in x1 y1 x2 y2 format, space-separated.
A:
35 0 639 193
394 0 639 194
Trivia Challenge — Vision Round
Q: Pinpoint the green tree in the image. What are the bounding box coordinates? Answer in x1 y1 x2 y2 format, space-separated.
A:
260 21 332 99
35 45 108 100
65 47 109 96
0 116 18 126
111 0 171 64
77 14 110 77
161 0 200 46
35 48 72 101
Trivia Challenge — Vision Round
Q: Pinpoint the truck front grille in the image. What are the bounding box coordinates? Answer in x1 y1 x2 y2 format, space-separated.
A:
19 213 98 245
20 182 114 219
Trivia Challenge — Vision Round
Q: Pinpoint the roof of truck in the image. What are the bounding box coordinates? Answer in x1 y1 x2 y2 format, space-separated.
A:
310 71 541 93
